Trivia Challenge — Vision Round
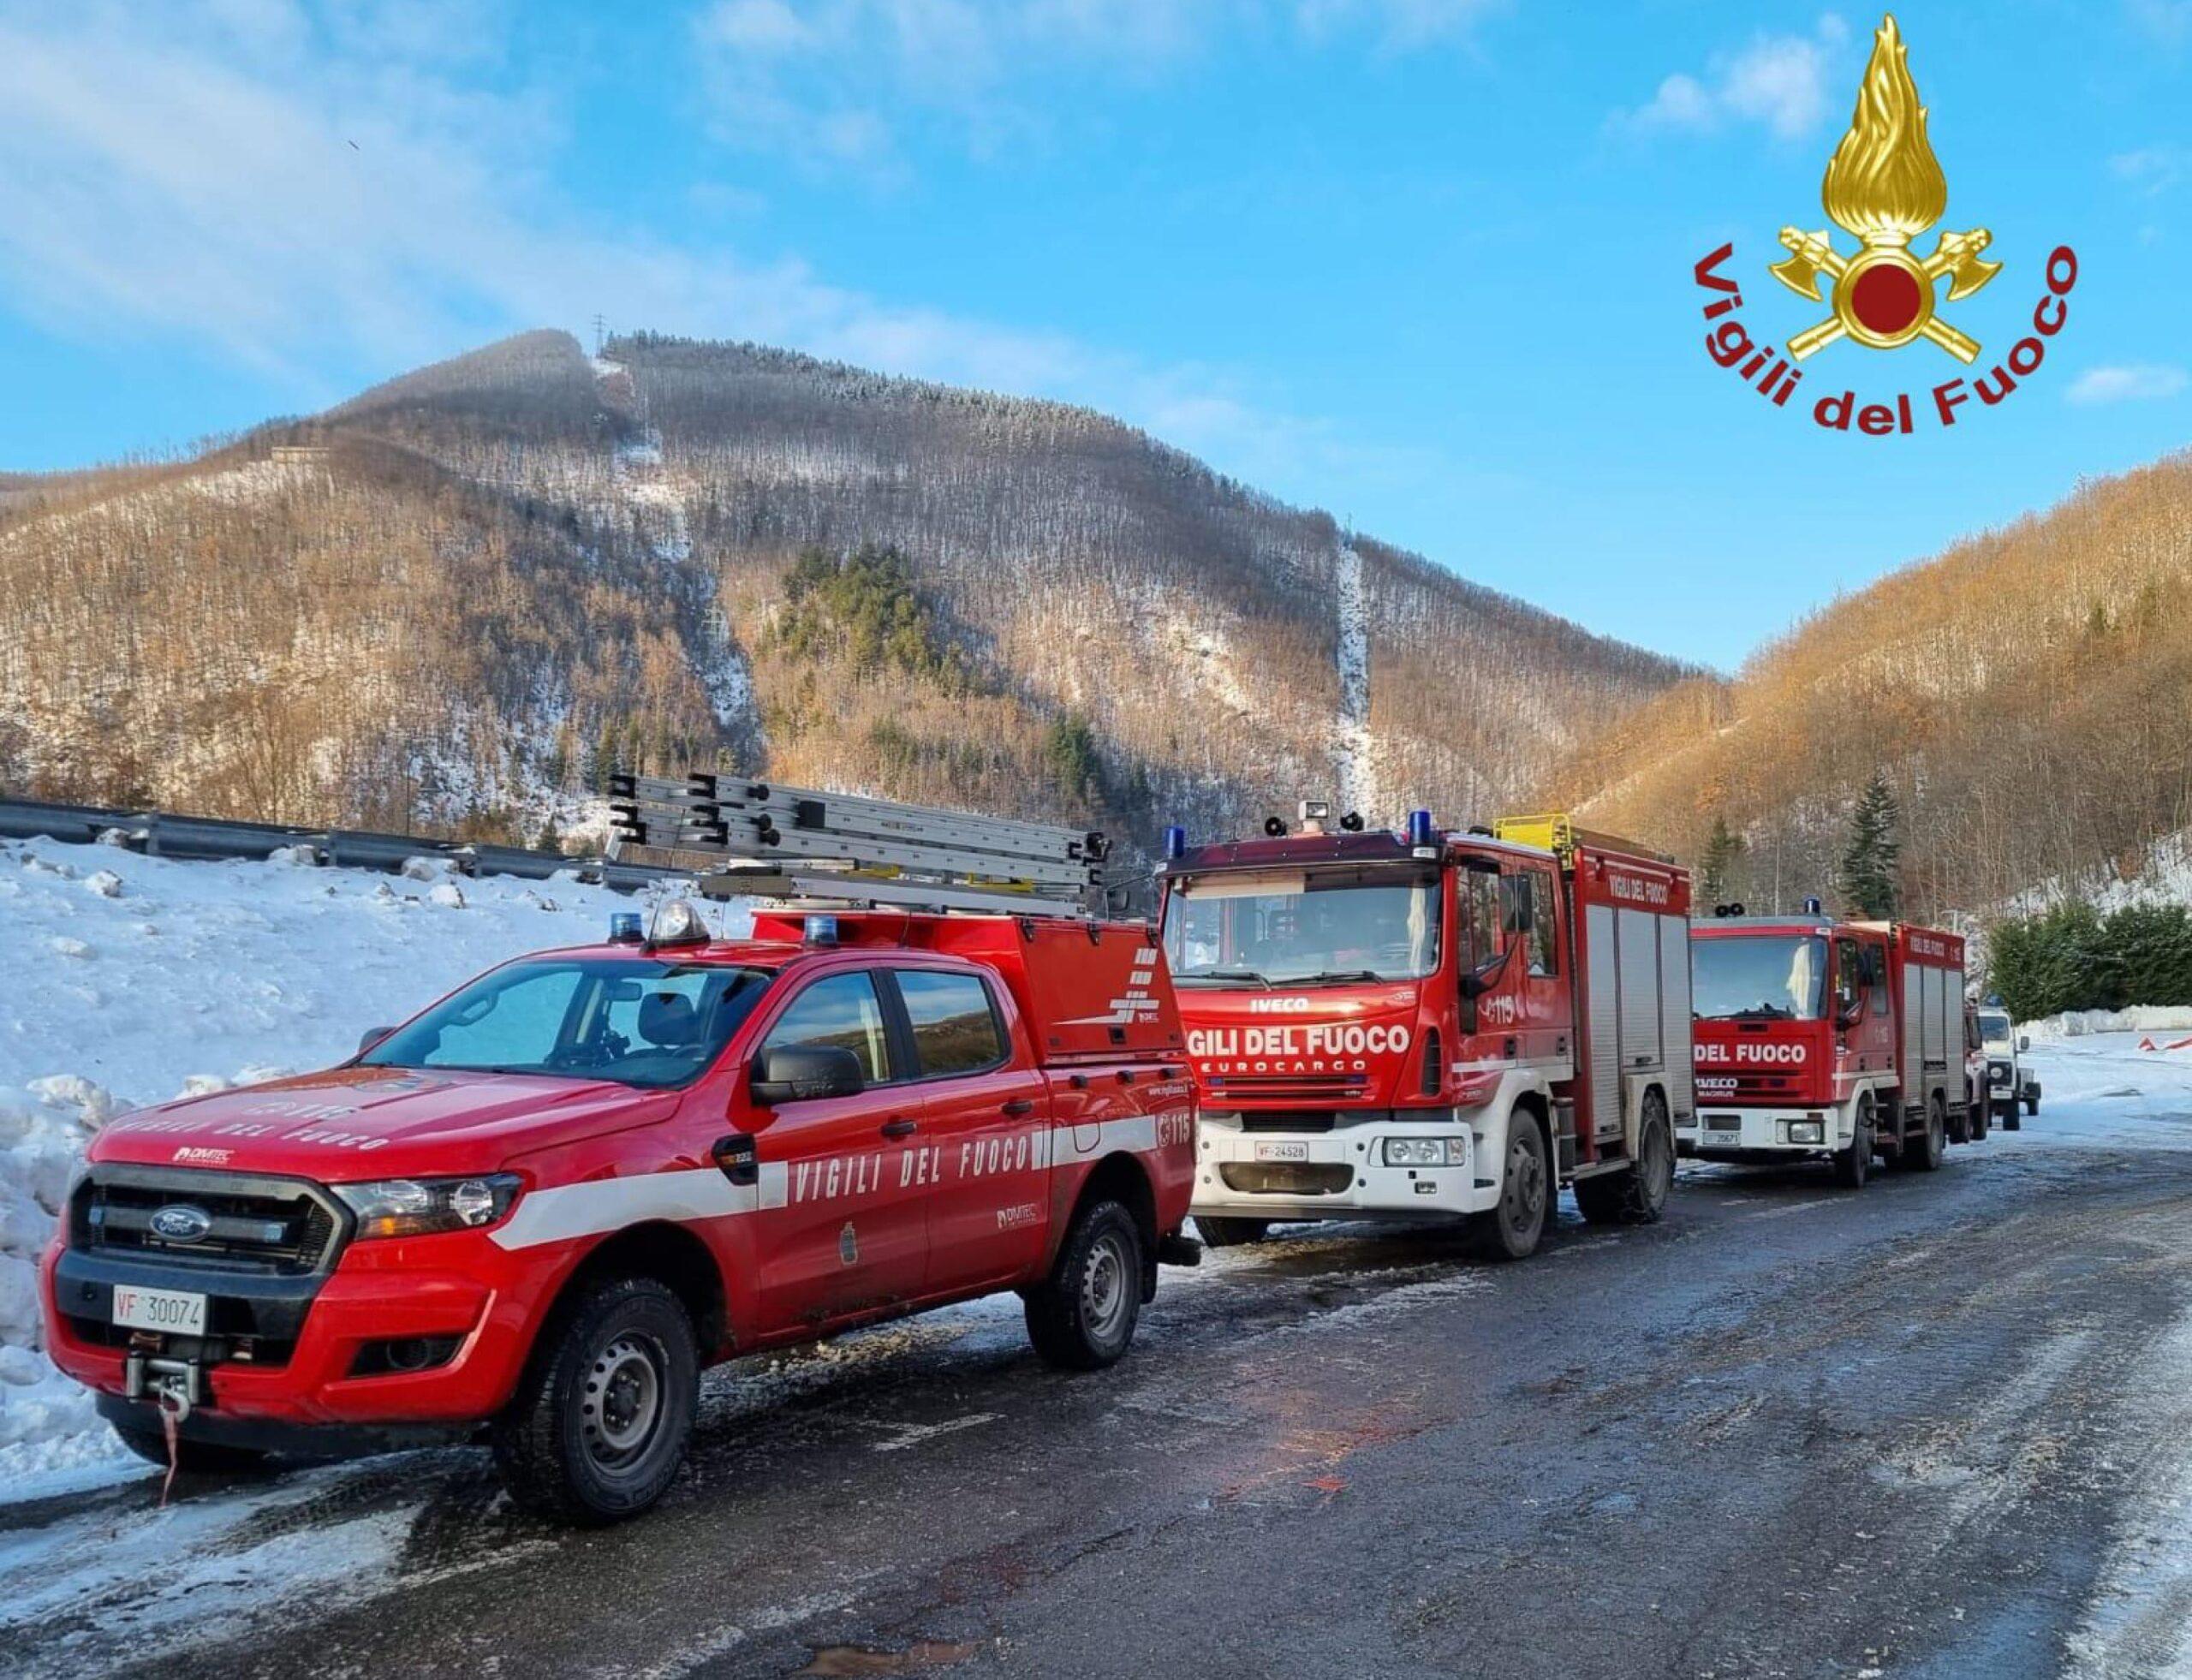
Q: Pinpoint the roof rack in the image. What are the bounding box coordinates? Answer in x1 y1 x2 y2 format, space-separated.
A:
1492 812 1673 865
606 770 1109 917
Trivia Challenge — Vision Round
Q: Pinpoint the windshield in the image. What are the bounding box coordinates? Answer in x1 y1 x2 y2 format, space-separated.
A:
1162 867 1439 985
1979 1011 2012 1045
359 956 774 1088
1692 935 1829 1021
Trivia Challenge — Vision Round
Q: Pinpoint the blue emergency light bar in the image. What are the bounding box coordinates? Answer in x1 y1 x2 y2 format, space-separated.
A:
1164 825 1187 861
608 912 643 944
1407 809 1437 850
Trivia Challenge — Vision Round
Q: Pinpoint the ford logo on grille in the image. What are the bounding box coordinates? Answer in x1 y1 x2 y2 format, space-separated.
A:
150 1203 215 1243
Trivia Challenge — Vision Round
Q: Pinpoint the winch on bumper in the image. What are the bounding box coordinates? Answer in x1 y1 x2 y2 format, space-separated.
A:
39 1164 551 1449
1190 1111 1485 1220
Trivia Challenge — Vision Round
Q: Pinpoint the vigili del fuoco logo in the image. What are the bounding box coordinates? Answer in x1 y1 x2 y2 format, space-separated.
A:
1693 14 2078 435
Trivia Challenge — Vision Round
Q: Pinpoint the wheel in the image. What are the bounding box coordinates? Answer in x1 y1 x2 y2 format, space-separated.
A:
491 1276 699 1524
1903 1095 1946 1172
1970 1099 1989 1141
110 1421 271 1475
1833 1097 1873 1189
2025 1093 2040 1117
1025 1199 1144 1371
1997 1099 2022 1132
1194 1215 1270 1249
1473 1111 1551 1260
1574 1093 1674 1226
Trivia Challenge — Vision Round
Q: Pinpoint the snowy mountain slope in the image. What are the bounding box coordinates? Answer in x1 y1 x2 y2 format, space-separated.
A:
0 834 750 1486
1 330 1696 852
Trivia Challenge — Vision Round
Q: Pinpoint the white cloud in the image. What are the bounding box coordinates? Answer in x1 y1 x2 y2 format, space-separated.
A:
0 0 1438 507
2112 146 2189 195
692 0 1500 170
1619 15 1846 140
2065 364 2189 405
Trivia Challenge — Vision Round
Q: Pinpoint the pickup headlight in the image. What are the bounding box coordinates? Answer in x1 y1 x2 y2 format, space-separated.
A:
1384 1137 1467 1167
333 1174 522 1239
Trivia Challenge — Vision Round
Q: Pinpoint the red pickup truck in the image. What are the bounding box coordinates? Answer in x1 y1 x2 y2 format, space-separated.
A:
42 903 1198 1522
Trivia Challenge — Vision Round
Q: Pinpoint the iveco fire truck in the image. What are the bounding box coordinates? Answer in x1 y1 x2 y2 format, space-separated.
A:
43 777 1197 1522
1683 911 1971 1186
1158 806 1693 1260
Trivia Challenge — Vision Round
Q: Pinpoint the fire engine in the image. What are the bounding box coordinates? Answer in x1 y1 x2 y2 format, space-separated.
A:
1157 806 1693 1260
42 777 1198 1522
1683 908 1972 1185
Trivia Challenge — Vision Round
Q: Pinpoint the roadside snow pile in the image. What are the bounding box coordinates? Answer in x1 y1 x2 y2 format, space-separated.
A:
0 832 749 1489
2023 1007 2192 1042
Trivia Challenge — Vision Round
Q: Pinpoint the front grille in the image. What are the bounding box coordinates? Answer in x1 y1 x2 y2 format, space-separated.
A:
1219 1162 1355 1196
1207 1073 1370 1102
1419 1028 1443 1097
72 1166 346 1277
1237 1110 1338 1134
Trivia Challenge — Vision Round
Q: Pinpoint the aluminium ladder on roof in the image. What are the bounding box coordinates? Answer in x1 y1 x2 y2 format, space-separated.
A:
605 770 1110 916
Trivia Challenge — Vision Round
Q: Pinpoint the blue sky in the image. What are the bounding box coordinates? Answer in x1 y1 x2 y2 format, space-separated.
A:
0 0 2184 670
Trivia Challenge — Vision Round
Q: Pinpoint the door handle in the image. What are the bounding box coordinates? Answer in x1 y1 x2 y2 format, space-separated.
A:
881 1117 919 1139
1002 1099 1036 1117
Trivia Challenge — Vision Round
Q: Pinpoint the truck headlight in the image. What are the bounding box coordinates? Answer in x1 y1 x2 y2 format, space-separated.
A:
1786 1120 1825 1145
1384 1137 1466 1167
334 1174 522 1239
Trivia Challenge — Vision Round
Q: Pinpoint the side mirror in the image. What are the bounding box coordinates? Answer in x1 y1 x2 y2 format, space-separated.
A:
1460 947 1511 998
357 1026 396 1056
2018 1034 2030 1052
751 1044 865 1106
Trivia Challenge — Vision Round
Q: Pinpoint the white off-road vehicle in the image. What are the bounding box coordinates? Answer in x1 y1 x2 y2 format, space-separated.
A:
1977 1005 2040 1130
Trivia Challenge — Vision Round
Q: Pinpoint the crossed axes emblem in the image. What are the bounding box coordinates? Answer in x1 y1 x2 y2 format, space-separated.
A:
1769 225 2000 363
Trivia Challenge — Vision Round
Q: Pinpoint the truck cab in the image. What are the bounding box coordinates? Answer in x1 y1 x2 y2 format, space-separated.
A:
44 889 1197 1524
1977 1004 2039 1129
1685 914 1969 1186
1159 807 1689 1260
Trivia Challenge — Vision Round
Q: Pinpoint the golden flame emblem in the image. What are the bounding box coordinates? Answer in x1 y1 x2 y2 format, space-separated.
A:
1769 15 1999 360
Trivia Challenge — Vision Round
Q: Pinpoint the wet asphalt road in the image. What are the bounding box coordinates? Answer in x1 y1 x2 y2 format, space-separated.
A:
7 1108 2192 1680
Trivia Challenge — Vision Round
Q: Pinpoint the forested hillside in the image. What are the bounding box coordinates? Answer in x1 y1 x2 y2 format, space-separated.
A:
0 329 1692 851
1545 450 2192 919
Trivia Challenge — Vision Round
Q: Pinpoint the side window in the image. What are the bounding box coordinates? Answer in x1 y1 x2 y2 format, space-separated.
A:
761 972 894 1083
419 966 583 1067
1461 870 1503 971
1835 939 1861 1014
1528 873 1558 977
896 970 1007 1077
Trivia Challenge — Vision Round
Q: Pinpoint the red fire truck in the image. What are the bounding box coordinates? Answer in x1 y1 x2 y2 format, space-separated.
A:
42 779 1197 1522
1158 807 1692 1260
1684 911 1972 1186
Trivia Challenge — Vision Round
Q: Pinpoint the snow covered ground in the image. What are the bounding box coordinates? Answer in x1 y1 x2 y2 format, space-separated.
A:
0 833 741 1490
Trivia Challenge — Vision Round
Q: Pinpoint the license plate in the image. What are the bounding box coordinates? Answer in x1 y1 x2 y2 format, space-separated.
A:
1254 1141 1310 1162
112 1285 208 1336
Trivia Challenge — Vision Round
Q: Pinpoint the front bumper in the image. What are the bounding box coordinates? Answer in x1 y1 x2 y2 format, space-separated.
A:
41 1226 544 1429
1189 1114 1486 1222
1678 1105 1840 1157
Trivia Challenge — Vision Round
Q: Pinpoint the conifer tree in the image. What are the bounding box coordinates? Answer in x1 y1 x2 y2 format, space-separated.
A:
1699 815 1747 908
1838 772 1901 918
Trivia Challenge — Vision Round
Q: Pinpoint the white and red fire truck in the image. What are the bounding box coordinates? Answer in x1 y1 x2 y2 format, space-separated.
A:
1157 807 1693 1260
42 778 1197 1522
1683 910 1972 1185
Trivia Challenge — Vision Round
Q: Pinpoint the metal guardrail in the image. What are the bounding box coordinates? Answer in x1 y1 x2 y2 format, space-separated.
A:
0 796 671 893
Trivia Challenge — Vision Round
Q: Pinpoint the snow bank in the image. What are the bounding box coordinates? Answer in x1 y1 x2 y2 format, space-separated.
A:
2022 1006 2192 1042
0 833 749 1486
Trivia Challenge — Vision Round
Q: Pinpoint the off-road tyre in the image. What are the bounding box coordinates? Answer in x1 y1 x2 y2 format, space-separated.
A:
1473 1111 1551 1260
491 1276 699 1525
2025 1093 2040 1117
1833 1097 1873 1189
1902 1095 1947 1172
1997 1099 2022 1132
1969 1099 1989 1141
1574 1093 1674 1227
1025 1199 1144 1371
110 1421 271 1475
1194 1215 1270 1250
